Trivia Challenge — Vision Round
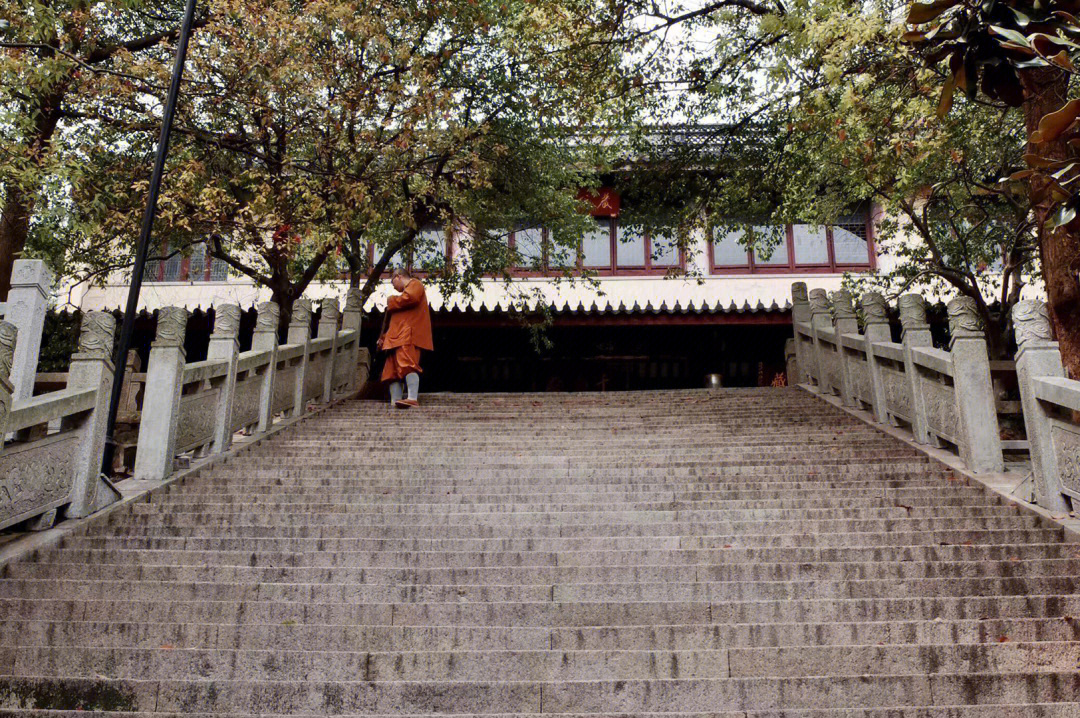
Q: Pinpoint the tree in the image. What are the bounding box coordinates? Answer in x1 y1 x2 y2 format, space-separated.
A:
904 0 1080 376
66 0 636 324
0 0 208 298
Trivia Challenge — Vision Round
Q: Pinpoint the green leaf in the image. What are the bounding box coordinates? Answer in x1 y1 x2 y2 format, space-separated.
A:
908 0 958 25
937 73 956 117
988 25 1032 46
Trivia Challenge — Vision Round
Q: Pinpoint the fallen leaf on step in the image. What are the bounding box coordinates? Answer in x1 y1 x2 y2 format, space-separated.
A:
159 644 175 650
997 635 1010 642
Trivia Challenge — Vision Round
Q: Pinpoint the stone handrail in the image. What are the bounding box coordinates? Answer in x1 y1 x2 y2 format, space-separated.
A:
0 311 119 532
133 290 365 482
791 283 1003 475
1011 301 1080 513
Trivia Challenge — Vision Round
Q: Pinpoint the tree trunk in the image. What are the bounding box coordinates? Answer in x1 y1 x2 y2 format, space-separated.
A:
1020 68 1080 378
0 186 32 301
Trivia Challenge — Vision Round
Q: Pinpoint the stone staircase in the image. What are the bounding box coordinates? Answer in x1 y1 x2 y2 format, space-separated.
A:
1 387 1080 717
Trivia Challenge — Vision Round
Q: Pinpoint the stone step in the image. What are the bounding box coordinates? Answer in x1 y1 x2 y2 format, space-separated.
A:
3 707 1080 718
51 541 1077 566
5 616 1080 652
82 527 1065 547
3 673 1080 713
10 558 1080 585
2 575 1078 603
4 592 1080 625
4 641 1079 683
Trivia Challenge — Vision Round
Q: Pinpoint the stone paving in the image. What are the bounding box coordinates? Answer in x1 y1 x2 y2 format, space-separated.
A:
1 387 1079 716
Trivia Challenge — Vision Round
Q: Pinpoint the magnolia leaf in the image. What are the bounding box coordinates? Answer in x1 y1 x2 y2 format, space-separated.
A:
937 73 956 117
1048 203 1077 228
989 25 1032 46
1008 6 1032 25
998 41 1038 56
908 0 958 24
1054 10 1080 27
1048 50 1077 72
1052 162 1079 179
1008 168 1037 180
1024 152 1058 167
1033 98 1080 143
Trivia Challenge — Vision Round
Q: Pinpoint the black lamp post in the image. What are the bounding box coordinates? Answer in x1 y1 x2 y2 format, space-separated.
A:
101 0 199 475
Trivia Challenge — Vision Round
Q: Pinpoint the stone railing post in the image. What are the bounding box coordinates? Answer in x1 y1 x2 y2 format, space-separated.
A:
207 304 241 454
319 297 340 403
860 292 891 425
134 307 188 480
1012 301 1071 513
64 312 117 518
790 282 810 386
6 259 53 402
898 294 933 445
784 339 798 386
287 298 312 417
808 289 833 395
831 289 859 407
343 288 363 393
947 297 1003 474
0 323 16 439
252 302 279 432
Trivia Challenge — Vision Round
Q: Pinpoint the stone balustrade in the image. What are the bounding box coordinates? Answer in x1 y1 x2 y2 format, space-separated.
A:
134 291 366 481
0 284 368 533
0 311 120 532
791 283 1080 512
791 283 1003 475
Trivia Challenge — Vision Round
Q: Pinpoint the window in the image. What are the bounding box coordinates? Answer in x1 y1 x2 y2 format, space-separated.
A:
144 240 225 283
413 226 448 271
582 219 613 268
710 212 874 274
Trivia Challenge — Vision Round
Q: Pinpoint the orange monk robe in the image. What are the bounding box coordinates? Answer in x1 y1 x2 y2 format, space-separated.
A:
380 278 434 382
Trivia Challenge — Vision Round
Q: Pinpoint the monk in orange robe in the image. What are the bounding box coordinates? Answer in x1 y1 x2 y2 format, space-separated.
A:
378 268 434 408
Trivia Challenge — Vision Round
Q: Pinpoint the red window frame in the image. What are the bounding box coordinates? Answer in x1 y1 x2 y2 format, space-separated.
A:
145 240 221 283
502 219 686 277
708 219 875 275
366 226 454 278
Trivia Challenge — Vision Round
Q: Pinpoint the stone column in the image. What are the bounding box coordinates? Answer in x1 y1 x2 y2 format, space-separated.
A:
319 297 340 403
287 298 312 417
1012 301 1071 513
343 288 363 393
860 292 891 424
790 282 810 386
947 297 1004 474
252 302 279 433
783 339 798 386
6 259 53 402
898 294 933 445
831 289 859 407
64 312 118 518
207 304 241 454
808 289 833 395
134 307 188 481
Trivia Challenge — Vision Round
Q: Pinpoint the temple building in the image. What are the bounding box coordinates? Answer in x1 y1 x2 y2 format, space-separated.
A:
71 191 879 392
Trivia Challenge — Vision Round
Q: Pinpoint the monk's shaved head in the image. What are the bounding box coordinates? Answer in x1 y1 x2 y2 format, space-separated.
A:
392 267 411 279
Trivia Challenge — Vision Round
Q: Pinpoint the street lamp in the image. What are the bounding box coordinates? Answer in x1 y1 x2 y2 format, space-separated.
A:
101 0 200 475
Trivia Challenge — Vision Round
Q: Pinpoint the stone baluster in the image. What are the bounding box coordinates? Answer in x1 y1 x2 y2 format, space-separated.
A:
134 307 188 481
64 312 118 518
898 294 933 445
831 289 859 407
1012 301 1071 513
947 297 1003 474
252 302 279 433
207 304 241 454
808 289 833 395
319 297 340 403
790 282 810 386
6 259 53 402
287 298 313 417
860 292 891 425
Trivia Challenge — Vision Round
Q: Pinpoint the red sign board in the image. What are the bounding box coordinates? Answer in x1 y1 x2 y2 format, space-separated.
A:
577 187 620 217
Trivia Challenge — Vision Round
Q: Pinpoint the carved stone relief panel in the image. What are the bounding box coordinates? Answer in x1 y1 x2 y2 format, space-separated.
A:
880 366 911 422
231 375 262 431
1051 422 1080 497
848 361 871 405
921 377 960 445
272 366 297 414
304 353 327 402
0 433 78 530
175 389 219 453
